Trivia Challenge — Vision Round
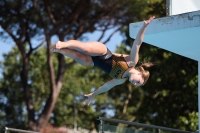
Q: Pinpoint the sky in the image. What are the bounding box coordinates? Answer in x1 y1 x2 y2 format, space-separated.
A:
0 28 123 61
0 27 123 81
1 0 199 61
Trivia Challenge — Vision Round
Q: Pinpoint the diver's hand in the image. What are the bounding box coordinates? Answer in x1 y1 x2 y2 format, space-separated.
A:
84 93 94 105
143 16 155 27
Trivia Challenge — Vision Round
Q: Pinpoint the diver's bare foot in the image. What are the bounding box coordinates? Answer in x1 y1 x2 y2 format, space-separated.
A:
54 41 67 49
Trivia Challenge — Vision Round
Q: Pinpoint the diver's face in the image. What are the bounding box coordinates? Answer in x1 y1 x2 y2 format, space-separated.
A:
129 72 144 86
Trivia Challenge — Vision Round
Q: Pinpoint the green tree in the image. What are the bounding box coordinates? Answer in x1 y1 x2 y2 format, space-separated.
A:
103 1 198 131
137 44 198 131
0 0 172 132
0 47 27 129
105 39 198 132
0 47 106 131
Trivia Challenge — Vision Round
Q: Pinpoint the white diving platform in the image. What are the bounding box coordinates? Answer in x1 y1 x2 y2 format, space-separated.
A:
129 10 200 61
129 10 200 132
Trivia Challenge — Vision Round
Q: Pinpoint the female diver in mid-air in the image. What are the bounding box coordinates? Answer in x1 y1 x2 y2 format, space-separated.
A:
51 16 155 105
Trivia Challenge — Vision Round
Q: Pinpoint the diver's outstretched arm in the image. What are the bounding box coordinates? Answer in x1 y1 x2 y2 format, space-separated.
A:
84 78 127 105
129 16 155 66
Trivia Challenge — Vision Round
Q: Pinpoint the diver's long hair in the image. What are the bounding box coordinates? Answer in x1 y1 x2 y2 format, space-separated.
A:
135 62 155 85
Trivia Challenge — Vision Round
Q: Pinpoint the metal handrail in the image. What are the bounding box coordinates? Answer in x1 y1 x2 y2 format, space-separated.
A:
97 117 195 133
5 127 40 133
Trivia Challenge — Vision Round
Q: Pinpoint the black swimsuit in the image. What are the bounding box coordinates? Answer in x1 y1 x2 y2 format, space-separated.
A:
92 48 130 79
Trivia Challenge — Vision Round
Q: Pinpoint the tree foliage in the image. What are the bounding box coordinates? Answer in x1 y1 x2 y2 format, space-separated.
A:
108 40 198 132
0 0 159 131
0 0 197 133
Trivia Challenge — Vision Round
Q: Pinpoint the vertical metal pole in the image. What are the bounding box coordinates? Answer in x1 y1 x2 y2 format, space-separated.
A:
166 0 172 16
166 0 170 16
198 60 200 133
99 120 104 133
74 100 77 133
5 127 8 133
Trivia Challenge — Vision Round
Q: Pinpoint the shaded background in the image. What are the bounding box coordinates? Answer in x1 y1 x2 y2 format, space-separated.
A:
0 0 198 132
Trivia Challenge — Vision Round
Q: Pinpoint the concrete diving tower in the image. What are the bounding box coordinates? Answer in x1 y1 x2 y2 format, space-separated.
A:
129 10 200 132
